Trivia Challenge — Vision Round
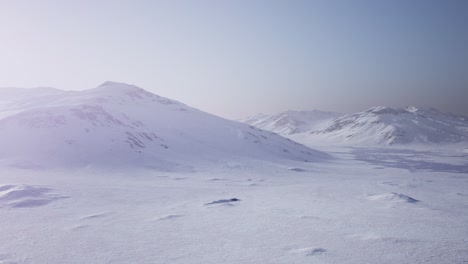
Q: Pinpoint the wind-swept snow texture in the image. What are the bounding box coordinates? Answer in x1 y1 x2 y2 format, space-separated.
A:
0 82 326 169
1 84 467 264
0 184 66 208
0 146 467 264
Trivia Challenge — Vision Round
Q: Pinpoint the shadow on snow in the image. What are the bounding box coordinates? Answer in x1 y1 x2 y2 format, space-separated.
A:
349 147 468 174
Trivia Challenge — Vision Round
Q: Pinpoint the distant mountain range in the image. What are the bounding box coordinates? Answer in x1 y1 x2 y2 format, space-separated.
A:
0 82 326 169
243 106 468 146
241 110 341 136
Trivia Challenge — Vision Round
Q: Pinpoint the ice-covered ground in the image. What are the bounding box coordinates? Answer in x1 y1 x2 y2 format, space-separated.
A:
1 146 467 264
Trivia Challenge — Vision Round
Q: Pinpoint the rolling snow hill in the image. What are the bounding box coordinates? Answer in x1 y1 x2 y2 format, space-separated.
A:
241 110 341 136
0 82 326 169
309 106 468 145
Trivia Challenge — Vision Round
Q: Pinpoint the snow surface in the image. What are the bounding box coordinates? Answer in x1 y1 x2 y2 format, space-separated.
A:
0 82 326 169
241 110 341 136
244 106 468 146
0 146 467 263
309 106 468 145
1 83 467 263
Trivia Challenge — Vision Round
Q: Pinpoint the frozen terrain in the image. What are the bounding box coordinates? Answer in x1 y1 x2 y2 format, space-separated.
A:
0 84 467 263
309 106 468 145
244 106 468 147
0 82 325 169
0 146 467 263
242 110 341 136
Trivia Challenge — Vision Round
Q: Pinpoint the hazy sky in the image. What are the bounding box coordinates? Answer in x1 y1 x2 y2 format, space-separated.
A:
1 0 467 118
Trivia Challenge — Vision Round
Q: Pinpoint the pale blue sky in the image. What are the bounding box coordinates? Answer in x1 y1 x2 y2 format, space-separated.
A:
1 0 467 118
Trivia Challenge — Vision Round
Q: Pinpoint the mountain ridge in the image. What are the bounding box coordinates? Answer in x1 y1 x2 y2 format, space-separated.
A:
0 82 327 169
310 106 468 145
243 106 468 146
241 109 342 136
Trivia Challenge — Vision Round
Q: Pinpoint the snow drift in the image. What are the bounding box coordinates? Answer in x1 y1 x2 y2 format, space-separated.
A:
0 184 66 208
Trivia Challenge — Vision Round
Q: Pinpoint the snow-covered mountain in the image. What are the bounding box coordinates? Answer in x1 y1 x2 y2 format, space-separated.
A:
0 82 326 169
309 106 468 145
241 110 342 136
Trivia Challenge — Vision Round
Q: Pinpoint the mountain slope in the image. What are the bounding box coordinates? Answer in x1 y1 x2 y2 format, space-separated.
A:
309 106 468 145
241 110 341 136
0 82 326 169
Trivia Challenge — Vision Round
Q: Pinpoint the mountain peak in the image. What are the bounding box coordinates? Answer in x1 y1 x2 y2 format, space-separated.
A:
96 81 145 92
313 106 468 145
98 81 133 87
89 81 167 102
0 82 326 168
404 106 441 115
365 106 444 116
242 109 341 136
365 106 405 115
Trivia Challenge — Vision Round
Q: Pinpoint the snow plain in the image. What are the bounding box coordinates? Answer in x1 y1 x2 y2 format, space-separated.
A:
1 145 467 264
0 83 467 263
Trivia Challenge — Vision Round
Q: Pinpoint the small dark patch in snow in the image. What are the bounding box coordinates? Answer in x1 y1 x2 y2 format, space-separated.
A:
205 198 240 205
307 248 327 256
208 178 225 181
289 168 306 172
155 214 184 221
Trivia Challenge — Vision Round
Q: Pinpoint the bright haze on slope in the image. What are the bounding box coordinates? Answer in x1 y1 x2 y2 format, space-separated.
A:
1 0 467 118
0 82 326 169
